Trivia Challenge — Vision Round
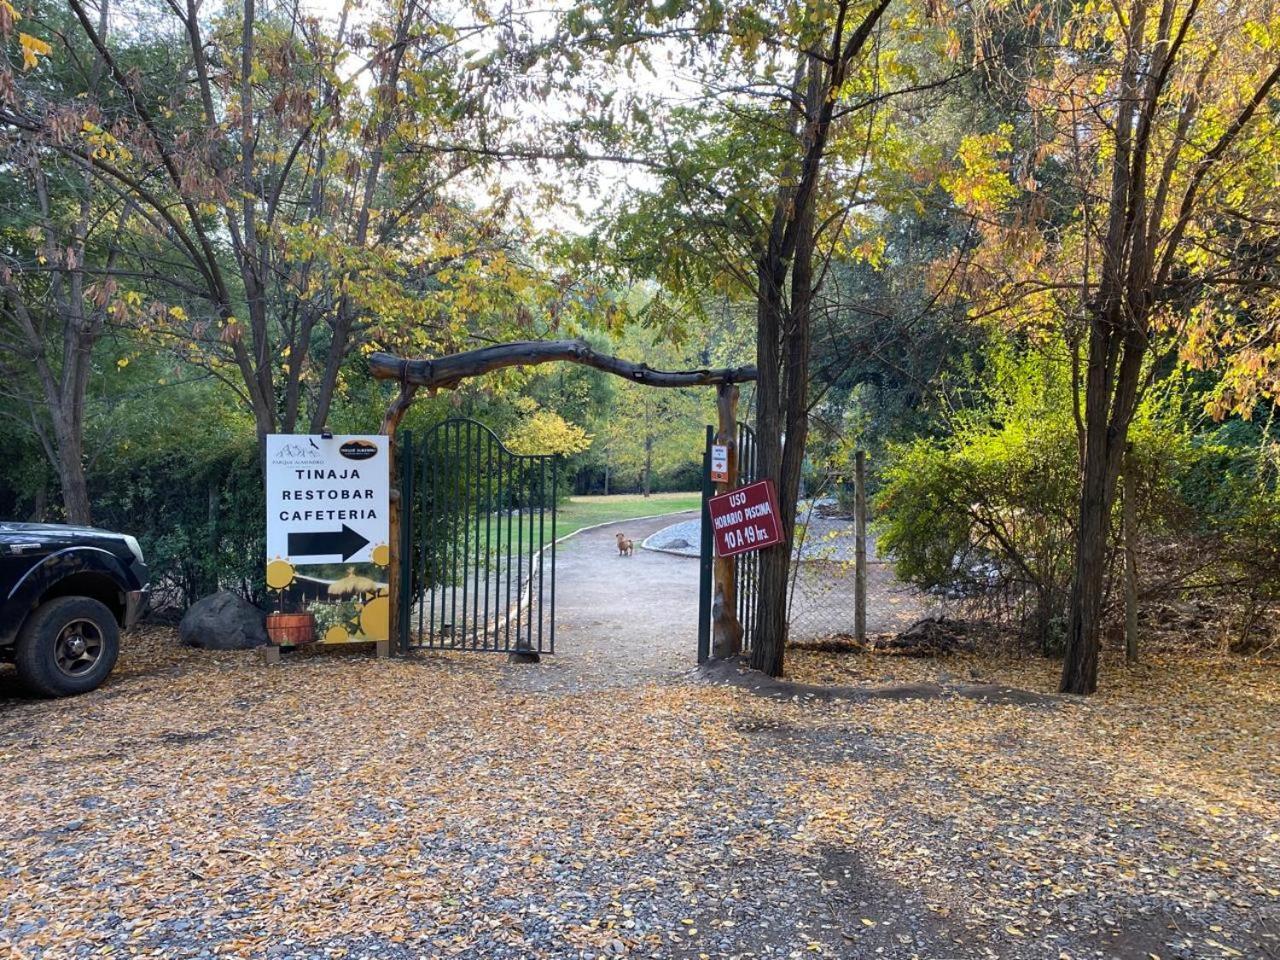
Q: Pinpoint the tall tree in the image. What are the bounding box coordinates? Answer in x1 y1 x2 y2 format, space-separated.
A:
746 4 894 675
951 0 1280 692
560 0 962 674
4 0 545 444
0 0 120 522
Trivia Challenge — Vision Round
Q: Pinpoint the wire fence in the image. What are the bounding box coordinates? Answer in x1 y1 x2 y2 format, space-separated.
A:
785 497 937 642
674 449 940 644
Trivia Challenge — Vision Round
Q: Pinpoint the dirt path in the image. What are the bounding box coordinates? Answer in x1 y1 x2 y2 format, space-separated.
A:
512 511 702 691
531 509 933 690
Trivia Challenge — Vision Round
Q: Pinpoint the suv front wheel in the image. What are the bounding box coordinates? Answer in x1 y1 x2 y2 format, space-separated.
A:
15 596 120 697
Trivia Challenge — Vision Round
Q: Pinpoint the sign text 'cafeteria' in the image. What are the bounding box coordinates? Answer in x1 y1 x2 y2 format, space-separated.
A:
707 478 783 557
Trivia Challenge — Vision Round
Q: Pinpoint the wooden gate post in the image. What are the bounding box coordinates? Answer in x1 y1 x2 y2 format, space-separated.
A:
697 426 714 664
711 383 744 658
381 384 418 657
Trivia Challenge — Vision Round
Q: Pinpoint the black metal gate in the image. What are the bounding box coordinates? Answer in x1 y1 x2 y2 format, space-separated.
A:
398 418 557 654
697 421 760 661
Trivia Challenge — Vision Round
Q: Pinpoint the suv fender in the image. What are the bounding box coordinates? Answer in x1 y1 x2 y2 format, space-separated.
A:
0 547 133 648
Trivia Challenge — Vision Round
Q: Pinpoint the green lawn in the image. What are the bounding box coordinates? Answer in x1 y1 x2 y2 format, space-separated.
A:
555 492 702 538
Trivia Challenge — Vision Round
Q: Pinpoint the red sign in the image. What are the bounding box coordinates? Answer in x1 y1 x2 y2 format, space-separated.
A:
708 479 784 557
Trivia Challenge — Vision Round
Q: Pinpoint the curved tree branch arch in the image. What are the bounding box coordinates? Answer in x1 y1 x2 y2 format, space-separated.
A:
369 339 758 434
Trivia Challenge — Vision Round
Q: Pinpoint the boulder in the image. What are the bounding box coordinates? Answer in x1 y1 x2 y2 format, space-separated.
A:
661 538 692 549
508 637 540 664
179 591 269 650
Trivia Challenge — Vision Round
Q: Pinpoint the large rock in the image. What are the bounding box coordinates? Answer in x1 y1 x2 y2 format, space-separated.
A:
179 592 269 650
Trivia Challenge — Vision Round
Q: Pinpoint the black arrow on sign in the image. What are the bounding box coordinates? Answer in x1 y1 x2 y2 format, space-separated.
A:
287 524 370 561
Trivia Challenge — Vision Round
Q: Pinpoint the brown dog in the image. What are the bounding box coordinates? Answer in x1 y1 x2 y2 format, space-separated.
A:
615 532 634 557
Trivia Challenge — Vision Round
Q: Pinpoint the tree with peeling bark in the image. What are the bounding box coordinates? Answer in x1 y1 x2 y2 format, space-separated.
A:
949 0 1280 693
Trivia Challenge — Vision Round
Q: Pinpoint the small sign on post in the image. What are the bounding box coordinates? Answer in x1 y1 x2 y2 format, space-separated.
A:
710 443 730 483
264 435 392 645
707 478 783 558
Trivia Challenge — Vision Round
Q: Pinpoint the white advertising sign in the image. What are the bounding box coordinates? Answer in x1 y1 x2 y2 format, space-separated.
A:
710 443 730 483
266 434 389 564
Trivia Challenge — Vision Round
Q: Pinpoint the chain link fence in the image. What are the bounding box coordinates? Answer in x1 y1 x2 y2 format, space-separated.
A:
785 497 936 642
653 451 938 643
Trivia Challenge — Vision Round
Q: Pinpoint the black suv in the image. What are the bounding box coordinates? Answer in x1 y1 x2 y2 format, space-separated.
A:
0 523 149 696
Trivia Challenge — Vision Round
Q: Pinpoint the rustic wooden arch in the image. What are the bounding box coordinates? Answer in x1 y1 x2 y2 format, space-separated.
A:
369 340 756 433
369 339 757 660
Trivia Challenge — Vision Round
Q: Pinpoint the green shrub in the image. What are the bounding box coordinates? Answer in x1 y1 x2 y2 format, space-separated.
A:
875 363 1080 651
875 344 1280 651
1173 419 1280 642
92 440 266 610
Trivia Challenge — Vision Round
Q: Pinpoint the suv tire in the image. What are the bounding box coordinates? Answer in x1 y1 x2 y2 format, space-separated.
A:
15 597 120 697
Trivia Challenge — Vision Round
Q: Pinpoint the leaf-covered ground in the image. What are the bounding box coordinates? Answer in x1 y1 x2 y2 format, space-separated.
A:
2 629 1276 960
2 519 1277 960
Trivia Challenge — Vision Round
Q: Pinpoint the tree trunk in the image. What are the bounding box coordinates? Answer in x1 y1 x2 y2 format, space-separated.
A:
749 230 811 679
1124 443 1139 663
750 255 788 676
53 424 91 525
1062 318 1113 694
750 55 821 677
1062 470 1107 693
1061 320 1145 693
27 483 47 522
309 317 349 434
